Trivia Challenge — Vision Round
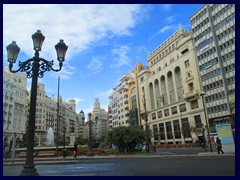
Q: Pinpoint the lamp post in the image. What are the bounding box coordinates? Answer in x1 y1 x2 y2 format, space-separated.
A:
87 113 94 156
180 107 186 144
6 30 68 176
202 126 207 152
63 122 66 160
93 116 99 145
56 76 60 157
199 92 213 152
142 94 150 153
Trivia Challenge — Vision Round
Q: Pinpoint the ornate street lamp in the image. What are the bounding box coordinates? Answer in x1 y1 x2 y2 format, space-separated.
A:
87 113 94 156
6 30 68 176
142 94 150 153
199 92 213 152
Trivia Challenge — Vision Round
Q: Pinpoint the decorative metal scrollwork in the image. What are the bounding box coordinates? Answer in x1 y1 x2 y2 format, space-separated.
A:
9 58 63 79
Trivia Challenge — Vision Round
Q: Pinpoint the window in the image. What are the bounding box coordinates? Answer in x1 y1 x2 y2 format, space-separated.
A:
179 104 186 112
171 106 177 115
188 83 194 91
159 123 165 140
166 122 173 139
131 96 137 109
194 115 202 128
153 125 158 140
173 120 181 138
152 113 156 120
181 48 188 55
185 60 190 68
164 109 169 117
181 118 190 138
190 100 199 109
157 111 162 118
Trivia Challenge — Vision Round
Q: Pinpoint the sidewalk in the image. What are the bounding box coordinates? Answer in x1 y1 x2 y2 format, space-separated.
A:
3 152 235 166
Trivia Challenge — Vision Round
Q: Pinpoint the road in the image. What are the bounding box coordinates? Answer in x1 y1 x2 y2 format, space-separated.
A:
3 156 235 176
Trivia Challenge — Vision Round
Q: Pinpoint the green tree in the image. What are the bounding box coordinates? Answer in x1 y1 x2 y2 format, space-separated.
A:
75 137 88 145
105 125 146 152
181 123 198 143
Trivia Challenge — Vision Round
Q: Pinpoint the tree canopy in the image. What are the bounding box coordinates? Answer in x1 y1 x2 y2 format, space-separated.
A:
105 125 146 152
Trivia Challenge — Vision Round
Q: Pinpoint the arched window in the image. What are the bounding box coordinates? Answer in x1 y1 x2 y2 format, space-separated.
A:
149 83 155 110
175 67 183 100
154 79 160 108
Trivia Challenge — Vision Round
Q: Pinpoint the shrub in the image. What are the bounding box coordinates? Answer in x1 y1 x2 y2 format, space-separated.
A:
105 149 119 155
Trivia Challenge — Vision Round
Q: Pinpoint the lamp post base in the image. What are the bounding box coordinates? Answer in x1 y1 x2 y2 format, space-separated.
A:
20 165 39 176
87 150 94 156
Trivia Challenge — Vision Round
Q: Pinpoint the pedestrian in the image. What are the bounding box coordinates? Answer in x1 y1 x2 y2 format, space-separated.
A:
74 142 78 158
4 143 10 159
154 142 157 152
215 137 224 154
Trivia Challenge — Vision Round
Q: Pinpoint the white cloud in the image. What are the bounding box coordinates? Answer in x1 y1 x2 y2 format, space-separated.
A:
96 89 114 99
165 15 176 24
3 4 143 78
69 97 84 105
149 25 177 40
86 57 103 74
158 25 176 34
110 45 132 69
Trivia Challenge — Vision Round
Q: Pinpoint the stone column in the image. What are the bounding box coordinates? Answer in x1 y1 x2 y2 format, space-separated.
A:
69 133 76 146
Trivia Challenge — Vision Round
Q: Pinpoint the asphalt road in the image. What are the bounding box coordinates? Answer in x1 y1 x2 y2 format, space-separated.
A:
3 156 235 176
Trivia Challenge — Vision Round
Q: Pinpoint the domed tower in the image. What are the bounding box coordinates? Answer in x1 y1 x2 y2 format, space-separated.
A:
77 110 85 124
135 62 144 75
94 98 100 109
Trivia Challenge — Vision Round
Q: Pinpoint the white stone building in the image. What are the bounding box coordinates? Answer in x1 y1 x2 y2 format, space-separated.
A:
27 83 77 146
90 98 108 140
76 110 88 140
137 26 206 144
3 67 28 144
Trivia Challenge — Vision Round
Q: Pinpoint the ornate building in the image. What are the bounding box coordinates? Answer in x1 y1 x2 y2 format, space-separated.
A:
90 98 108 140
137 25 206 144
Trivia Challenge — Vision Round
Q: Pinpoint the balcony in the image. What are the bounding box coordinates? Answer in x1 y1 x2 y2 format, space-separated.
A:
183 89 200 101
185 74 194 82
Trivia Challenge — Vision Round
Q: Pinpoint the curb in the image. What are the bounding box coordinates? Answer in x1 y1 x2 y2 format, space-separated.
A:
3 153 235 166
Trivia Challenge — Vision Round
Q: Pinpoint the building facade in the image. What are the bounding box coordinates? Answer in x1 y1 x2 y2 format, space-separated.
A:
190 4 235 132
109 88 119 128
91 98 108 140
137 26 206 144
76 110 88 140
3 67 28 144
26 83 78 146
109 74 131 128
128 63 145 126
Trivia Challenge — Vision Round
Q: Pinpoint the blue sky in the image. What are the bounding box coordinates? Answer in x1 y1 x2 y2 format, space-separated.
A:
3 4 203 115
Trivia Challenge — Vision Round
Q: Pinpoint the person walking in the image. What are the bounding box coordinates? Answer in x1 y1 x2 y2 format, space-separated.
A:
74 142 78 158
4 143 10 159
216 137 224 154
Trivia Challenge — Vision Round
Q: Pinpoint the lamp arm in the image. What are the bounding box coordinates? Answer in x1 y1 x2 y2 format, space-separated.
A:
9 57 63 79
9 58 34 77
38 58 63 77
